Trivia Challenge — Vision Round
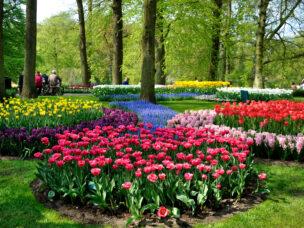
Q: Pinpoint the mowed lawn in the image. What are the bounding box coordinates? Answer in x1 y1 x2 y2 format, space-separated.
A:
1 98 304 227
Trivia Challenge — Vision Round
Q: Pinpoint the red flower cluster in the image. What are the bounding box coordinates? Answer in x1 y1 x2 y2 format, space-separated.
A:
35 123 265 219
215 100 304 122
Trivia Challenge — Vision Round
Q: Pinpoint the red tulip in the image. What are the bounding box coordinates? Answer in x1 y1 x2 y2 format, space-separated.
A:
122 182 131 190
34 152 43 158
157 206 170 217
258 173 267 180
147 173 158 182
184 172 193 180
91 168 101 176
158 173 166 180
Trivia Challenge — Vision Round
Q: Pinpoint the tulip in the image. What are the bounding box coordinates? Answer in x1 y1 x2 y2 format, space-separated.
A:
258 173 267 180
34 152 43 158
122 182 131 190
184 172 193 180
147 173 158 182
157 206 170 217
91 168 101 176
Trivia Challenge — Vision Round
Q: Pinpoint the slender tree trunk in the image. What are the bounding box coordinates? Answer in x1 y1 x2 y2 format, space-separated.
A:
219 40 226 81
140 0 157 104
76 0 90 85
225 0 231 77
253 0 270 88
0 0 5 101
112 0 123 85
88 0 93 13
209 0 222 81
21 0 37 99
155 9 166 85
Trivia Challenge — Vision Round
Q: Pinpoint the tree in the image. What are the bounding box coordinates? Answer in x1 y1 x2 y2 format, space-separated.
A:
253 0 302 88
112 0 123 85
0 0 5 101
140 0 157 103
155 3 172 85
76 0 90 85
21 0 37 99
209 0 223 81
37 13 80 84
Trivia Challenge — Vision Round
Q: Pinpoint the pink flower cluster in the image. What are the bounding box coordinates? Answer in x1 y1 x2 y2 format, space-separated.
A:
167 109 304 160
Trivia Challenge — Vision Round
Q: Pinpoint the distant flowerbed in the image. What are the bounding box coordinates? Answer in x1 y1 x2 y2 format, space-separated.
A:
100 93 203 101
171 81 230 89
216 87 293 101
111 100 178 130
92 83 221 97
35 124 266 222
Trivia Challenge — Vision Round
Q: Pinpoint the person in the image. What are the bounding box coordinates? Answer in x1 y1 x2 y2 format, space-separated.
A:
194 77 198 82
123 77 129 85
298 81 304 90
41 73 49 94
35 71 43 95
18 71 24 95
48 70 61 95
42 74 48 86
291 82 297 89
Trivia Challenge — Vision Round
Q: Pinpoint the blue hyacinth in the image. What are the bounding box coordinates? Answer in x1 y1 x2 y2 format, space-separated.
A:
110 100 178 129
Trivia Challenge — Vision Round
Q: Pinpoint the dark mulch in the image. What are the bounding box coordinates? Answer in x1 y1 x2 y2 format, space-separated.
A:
30 178 267 227
255 157 304 168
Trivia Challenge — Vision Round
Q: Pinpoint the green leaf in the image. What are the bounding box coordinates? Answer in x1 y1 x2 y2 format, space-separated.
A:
140 203 157 215
172 207 180 218
126 215 142 227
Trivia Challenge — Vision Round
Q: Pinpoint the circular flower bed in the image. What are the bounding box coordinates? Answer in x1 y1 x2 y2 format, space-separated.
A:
35 123 266 223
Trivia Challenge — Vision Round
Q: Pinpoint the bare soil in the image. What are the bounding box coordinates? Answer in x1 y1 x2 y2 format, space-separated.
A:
30 178 267 227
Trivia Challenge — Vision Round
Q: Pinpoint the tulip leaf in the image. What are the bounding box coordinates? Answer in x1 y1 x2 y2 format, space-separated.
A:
172 207 180 218
140 203 157 215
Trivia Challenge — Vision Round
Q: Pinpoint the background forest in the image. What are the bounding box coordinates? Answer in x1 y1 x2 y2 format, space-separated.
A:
4 0 304 88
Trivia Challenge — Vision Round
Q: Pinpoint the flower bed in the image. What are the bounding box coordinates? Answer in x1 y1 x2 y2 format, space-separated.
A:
171 81 230 93
214 100 304 135
167 109 304 161
0 107 138 157
0 97 103 130
100 93 203 101
111 100 178 129
35 124 266 222
92 83 222 97
216 87 293 102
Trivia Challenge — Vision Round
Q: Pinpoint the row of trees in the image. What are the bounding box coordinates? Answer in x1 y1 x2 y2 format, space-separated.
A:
1 0 304 102
36 0 303 88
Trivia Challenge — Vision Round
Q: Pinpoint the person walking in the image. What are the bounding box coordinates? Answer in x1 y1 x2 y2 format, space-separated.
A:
35 71 43 95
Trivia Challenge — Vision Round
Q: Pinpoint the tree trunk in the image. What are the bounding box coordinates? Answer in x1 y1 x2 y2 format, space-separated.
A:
209 0 222 81
253 0 270 88
76 0 90 85
225 0 231 77
155 9 166 85
0 0 5 102
21 0 37 99
112 0 123 85
140 0 157 104
88 0 93 13
219 40 226 81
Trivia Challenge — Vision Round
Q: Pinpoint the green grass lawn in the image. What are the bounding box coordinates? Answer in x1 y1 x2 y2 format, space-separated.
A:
159 100 219 112
1 161 303 227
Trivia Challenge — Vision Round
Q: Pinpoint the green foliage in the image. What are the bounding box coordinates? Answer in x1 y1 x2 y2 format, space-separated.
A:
292 89 304 97
36 13 81 85
3 0 26 81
